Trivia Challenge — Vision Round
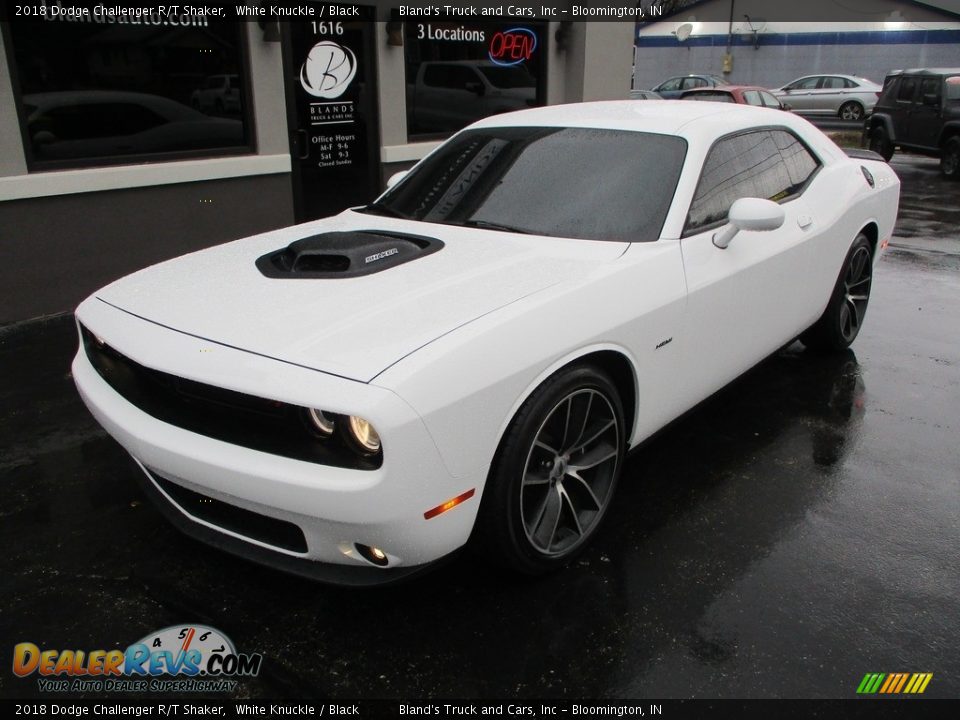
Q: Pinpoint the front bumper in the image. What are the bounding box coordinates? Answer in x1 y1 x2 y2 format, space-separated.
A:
73 298 484 582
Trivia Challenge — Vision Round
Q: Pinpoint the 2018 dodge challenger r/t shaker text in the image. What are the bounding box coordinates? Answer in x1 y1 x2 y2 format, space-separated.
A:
73 101 900 584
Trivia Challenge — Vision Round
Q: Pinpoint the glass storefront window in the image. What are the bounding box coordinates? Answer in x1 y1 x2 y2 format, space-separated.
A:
4 12 253 169
403 21 546 139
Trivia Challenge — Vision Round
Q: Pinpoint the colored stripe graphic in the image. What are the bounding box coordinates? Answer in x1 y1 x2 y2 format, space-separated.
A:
858 672 932 694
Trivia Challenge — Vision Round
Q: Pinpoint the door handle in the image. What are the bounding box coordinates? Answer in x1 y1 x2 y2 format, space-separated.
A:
295 129 309 160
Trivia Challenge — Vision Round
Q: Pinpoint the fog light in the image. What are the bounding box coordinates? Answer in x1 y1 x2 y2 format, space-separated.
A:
306 408 335 436
355 543 389 567
347 415 380 453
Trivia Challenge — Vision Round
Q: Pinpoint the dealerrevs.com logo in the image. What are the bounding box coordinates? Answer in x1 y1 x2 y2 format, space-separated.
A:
13 625 262 693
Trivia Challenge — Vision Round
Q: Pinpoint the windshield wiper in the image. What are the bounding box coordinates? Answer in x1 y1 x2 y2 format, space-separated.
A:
359 202 409 219
457 219 532 234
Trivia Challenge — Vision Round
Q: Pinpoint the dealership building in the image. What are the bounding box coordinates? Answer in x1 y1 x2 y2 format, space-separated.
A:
0 3 633 323
1 0 959 324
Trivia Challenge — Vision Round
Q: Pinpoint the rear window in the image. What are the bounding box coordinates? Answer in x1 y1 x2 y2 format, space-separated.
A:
686 92 734 103
364 126 688 242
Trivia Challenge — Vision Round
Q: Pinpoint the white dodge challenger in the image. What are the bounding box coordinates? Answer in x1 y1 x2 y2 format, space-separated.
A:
73 101 900 584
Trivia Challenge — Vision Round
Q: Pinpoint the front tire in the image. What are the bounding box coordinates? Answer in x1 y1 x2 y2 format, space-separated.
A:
941 137 960 179
839 101 864 121
472 364 626 574
801 234 874 352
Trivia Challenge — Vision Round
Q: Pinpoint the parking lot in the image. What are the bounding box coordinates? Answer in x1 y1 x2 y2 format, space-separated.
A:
1 154 958 701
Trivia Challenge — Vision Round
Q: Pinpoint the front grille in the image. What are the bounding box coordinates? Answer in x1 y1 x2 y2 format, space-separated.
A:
79 323 381 469
151 472 308 554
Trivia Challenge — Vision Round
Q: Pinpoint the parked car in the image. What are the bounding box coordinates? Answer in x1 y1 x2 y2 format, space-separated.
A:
652 74 728 99
24 91 244 161
190 74 241 114
864 68 960 178
773 74 882 120
680 85 789 110
406 60 536 133
629 89 662 100
73 101 899 583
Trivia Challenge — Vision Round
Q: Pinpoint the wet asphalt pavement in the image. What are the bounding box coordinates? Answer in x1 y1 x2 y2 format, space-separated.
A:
1 155 958 701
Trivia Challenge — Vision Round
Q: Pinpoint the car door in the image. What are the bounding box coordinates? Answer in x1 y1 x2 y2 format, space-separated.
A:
892 75 919 143
781 77 820 113
910 76 944 150
679 129 824 403
808 76 843 114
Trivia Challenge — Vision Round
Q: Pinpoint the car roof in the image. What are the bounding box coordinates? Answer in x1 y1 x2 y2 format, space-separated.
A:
683 85 770 92
469 100 817 142
886 68 960 76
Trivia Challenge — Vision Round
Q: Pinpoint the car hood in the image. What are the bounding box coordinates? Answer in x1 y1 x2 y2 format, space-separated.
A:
95 211 625 382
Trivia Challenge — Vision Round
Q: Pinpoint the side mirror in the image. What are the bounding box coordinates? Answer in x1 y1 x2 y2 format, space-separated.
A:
465 81 485 96
713 198 786 249
385 170 408 190
781 102 793 112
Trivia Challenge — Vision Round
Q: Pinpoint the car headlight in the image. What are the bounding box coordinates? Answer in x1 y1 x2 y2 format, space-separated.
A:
346 415 381 454
306 408 335 436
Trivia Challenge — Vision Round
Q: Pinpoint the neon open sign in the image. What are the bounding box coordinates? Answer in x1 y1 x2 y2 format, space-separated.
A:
488 27 537 67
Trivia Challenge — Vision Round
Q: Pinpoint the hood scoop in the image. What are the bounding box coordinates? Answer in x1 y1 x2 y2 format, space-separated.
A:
256 230 444 279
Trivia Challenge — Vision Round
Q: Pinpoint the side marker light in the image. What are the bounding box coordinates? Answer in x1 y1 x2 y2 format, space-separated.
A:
424 489 476 520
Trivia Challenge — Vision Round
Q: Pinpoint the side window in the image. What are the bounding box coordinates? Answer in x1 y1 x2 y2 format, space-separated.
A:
897 77 918 102
947 76 960 103
769 130 819 189
920 77 941 104
760 91 781 108
821 77 845 90
658 78 682 92
793 77 820 90
742 90 764 106
685 129 820 234
684 77 707 90
844 78 858 89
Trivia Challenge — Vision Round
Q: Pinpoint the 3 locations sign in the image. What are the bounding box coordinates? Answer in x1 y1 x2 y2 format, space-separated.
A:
403 20 546 137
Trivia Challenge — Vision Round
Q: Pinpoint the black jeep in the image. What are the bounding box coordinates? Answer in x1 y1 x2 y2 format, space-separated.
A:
864 68 960 178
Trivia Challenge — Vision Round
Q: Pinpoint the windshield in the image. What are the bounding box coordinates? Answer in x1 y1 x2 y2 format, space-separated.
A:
362 126 686 242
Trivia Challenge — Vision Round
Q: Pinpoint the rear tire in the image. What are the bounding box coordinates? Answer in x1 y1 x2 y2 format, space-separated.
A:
839 101 864 121
472 364 626 575
941 137 960 179
801 234 874 352
868 126 894 162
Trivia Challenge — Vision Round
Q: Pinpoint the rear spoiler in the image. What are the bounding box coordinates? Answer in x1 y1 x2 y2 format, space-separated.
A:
843 148 885 162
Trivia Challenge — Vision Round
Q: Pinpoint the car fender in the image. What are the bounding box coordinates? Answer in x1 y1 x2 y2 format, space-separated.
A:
937 121 960 148
867 113 896 142
485 340 641 458
373 242 687 481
